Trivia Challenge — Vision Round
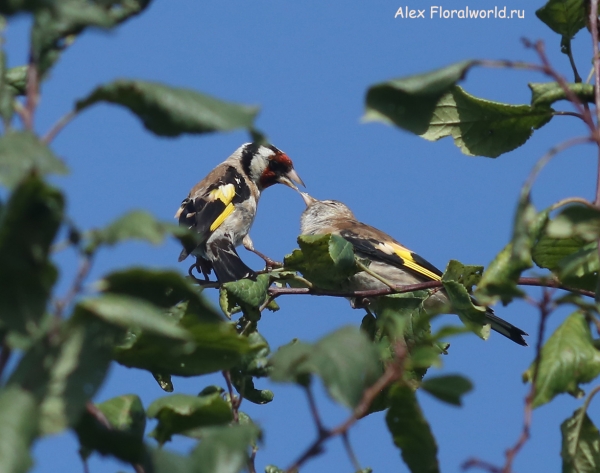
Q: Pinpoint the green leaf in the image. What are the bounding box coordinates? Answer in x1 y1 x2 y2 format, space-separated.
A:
76 79 259 137
8 308 124 435
477 197 549 304
386 384 440 473
441 260 489 339
421 374 473 406
284 234 358 290
0 386 38 473
523 312 600 408
0 132 68 189
561 407 600 473
0 176 63 337
529 82 594 108
5 65 27 95
78 294 192 341
365 60 476 133
99 267 222 322
532 236 598 292
441 260 483 293
547 205 600 242
536 0 586 39
230 332 274 405
269 326 381 409
75 394 146 464
30 0 152 76
115 319 266 377
147 392 233 445
192 424 260 473
86 210 191 252
220 274 271 320
366 80 552 158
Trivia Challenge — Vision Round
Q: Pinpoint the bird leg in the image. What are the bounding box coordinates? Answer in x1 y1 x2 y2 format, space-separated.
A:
242 235 283 270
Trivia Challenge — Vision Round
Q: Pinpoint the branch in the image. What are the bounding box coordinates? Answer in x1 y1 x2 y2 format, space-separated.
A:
502 289 554 473
222 370 240 423
42 110 77 144
285 340 406 473
54 253 94 319
525 39 597 136
268 277 594 300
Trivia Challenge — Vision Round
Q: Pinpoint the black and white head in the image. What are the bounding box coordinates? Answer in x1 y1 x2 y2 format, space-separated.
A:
299 192 357 235
234 143 304 191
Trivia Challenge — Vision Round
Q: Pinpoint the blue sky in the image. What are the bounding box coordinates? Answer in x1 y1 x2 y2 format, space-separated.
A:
5 1 599 472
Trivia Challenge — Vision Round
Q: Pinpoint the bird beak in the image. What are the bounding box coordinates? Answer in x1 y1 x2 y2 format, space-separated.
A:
300 192 316 207
277 168 305 191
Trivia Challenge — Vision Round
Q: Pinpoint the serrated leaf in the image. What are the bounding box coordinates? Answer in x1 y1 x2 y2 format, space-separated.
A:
386 384 440 473
441 260 483 292
421 374 473 406
0 132 68 189
76 79 259 137
366 80 551 158
523 312 600 408
220 274 271 320
0 175 63 337
86 210 191 252
147 393 233 445
284 234 358 290
536 0 586 39
561 407 600 473
529 82 594 108
269 326 381 408
0 386 38 473
75 394 146 464
442 281 490 340
230 332 274 405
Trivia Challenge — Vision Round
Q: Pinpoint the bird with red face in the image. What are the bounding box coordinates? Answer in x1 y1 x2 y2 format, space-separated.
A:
176 143 304 283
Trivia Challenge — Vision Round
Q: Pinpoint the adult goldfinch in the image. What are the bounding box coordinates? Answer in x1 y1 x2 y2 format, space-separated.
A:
299 193 527 346
176 143 304 283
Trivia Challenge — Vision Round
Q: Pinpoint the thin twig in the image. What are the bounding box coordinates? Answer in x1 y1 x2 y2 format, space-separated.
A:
553 110 586 120
247 447 258 473
341 432 362 472
0 338 11 382
522 136 592 195
222 370 240 423
285 346 405 473
502 288 554 473
526 40 597 136
54 254 93 319
462 458 502 473
304 385 327 435
563 38 582 83
24 55 38 131
266 277 594 300
42 110 77 144
548 196 598 211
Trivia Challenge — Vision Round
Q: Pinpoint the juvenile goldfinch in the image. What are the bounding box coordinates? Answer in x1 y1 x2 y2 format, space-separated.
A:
299 193 527 346
176 143 304 283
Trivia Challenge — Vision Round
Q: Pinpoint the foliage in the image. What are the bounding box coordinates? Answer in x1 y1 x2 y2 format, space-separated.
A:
1 1 600 473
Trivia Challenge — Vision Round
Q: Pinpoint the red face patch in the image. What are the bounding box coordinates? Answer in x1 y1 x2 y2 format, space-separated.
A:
259 151 293 188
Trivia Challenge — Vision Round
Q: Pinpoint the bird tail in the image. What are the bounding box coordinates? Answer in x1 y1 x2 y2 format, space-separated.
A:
485 308 528 346
209 240 256 283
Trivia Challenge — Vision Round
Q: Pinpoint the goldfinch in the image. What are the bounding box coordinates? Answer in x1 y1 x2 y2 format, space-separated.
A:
176 143 304 283
299 193 527 346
